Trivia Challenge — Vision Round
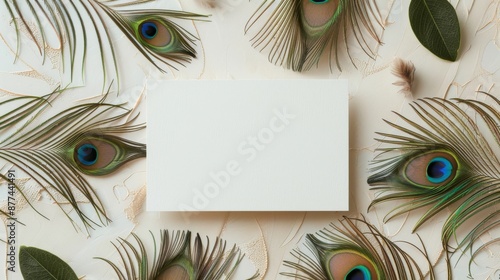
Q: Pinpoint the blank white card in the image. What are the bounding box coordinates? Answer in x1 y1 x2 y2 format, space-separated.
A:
147 80 348 211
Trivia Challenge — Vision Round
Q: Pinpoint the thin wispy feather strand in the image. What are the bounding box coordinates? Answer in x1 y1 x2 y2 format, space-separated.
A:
2 0 207 87
245 0 383 72
281 216 435 280
0 88 146 233
367 92 500 278
97 230 259 280
392 57 415 95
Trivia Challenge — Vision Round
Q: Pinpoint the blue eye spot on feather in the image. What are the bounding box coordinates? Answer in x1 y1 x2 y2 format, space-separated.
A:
426 157 452 184
71 136 144 176
327 251 378 280
77 144 98 166
310 0 329 3
140 22 158 39
135 19 172 48
346 265 371 280
402 151 457 187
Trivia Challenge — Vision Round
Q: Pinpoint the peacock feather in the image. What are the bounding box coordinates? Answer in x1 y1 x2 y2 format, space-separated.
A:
281 216 435 280
2 0 207 87
0 87 146 232
97 229 259 280
367 92 500 276
244 0 383 72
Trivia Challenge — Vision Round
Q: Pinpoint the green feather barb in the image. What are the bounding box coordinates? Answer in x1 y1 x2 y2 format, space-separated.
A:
245 0 383 72
96 230 259 280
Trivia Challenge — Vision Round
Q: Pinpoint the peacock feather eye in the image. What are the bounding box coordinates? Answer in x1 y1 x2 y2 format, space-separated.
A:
73 137 119 172
301 0 341 29
140 21 159 39
137 19 173 50
68 134 146 176
76 143 98 166
346 266 371 280
426 157 453 183
404 151 458 186
327 251 378 280
282 216 433 280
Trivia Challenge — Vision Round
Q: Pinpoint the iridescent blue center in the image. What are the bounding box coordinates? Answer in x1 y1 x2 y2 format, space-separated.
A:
345 265 371 280
426 157 453 184
141 22 158 39
77 144 98 166
310 0 329 3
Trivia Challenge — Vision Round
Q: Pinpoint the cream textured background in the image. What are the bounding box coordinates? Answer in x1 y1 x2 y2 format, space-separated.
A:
0 0 499 279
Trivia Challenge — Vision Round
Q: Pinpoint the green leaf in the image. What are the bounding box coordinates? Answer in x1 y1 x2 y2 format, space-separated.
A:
19 246 79 280
409 0 460 61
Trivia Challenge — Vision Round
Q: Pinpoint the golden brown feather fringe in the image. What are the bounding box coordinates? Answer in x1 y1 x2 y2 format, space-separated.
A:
392 57 415 95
